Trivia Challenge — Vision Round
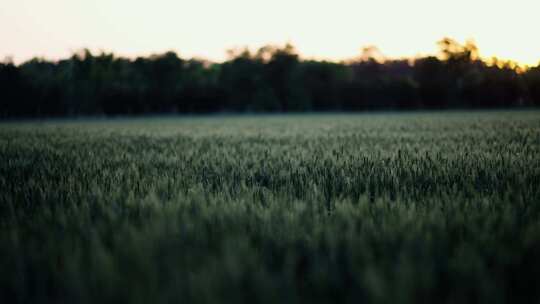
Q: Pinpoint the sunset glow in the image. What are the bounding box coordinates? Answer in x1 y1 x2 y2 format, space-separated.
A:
1 0 539 65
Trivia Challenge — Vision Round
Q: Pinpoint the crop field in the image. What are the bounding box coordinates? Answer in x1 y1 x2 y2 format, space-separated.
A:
1 111 540 303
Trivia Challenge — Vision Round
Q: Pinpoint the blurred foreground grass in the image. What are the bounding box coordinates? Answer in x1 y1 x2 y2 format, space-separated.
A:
1 111 540 303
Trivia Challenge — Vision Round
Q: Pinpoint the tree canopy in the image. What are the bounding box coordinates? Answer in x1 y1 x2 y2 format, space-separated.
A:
1 38 539 118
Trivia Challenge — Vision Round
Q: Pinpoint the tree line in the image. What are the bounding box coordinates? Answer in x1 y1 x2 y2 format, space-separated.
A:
1 38 539 118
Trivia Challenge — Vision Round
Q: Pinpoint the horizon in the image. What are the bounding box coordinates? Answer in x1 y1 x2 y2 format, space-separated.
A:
1 0 539 66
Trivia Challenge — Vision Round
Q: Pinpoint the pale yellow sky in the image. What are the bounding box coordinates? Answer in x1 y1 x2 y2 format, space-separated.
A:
1 0 539 65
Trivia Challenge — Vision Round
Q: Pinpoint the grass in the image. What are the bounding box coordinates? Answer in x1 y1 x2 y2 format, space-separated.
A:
1 111 540 303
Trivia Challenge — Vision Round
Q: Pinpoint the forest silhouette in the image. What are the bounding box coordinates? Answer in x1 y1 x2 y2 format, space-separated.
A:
1 38 539 117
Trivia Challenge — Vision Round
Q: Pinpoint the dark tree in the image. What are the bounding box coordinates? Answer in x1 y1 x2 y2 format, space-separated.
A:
0 38 538 118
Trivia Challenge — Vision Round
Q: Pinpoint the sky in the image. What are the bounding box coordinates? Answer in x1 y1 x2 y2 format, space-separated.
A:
1 0 539 65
